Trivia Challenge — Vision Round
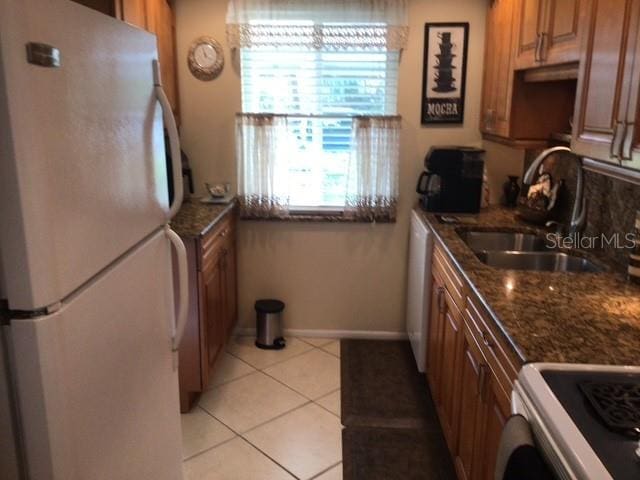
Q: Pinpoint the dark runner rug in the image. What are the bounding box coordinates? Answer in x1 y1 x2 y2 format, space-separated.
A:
340 339 439 429
342 426 456 480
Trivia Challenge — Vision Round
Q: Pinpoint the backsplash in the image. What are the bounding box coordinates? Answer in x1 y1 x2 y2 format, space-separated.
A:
523 149 640 274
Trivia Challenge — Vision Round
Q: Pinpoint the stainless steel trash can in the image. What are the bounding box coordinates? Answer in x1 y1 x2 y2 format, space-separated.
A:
255 299 286 349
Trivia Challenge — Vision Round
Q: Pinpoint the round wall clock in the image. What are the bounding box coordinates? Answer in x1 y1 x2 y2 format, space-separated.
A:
187 36 224 81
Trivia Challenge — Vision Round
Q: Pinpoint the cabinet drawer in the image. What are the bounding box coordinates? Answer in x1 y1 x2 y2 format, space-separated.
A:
464 294 520 396
433 243 466 309
200 215 233 272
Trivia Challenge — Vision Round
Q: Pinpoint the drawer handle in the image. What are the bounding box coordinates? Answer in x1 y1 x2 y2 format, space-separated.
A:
478 363 489 402
481 330 495 349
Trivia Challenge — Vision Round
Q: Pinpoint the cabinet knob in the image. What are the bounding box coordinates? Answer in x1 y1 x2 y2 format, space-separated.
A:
478 363 489 401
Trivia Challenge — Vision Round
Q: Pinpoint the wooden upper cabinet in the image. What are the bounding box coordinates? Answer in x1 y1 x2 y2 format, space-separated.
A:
625 13 640 169
480 0 516 137
544 0 582 64
481 0 576 147
116 0 147 29
514 0 582 69
513 0 545 69
572 0 640 165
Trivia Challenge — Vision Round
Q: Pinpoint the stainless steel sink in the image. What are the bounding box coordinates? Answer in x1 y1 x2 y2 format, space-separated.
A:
459 231 551 252
475 251 603 273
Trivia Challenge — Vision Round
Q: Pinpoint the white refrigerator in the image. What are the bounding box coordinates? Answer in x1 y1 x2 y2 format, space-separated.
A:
0 0 188 478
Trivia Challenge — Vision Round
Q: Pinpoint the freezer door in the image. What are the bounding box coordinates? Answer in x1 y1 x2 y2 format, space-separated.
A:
8 229 182 480
0 0 169 310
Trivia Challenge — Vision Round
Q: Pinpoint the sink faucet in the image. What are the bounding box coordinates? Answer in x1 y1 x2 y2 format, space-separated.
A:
522 146 586 236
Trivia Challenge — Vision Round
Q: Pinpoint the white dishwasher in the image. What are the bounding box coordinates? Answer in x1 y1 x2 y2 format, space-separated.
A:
406 210 433 372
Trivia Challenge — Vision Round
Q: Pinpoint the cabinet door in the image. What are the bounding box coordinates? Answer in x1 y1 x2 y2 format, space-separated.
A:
542 0 581 64
117 0 147 29
474 380 510 480
619 3 640 168
513 0 546 69
480 0 516 137
147 0 180 121
224 234 238 339
572 0 638 164
201 256 224 381
454 329 487 480
426 276 445 400
436 290 463 453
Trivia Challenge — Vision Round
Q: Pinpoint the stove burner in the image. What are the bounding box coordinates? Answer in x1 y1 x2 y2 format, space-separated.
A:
579 380 640 435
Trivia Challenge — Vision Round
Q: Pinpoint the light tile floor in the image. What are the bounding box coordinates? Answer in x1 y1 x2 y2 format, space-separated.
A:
182 336 343 480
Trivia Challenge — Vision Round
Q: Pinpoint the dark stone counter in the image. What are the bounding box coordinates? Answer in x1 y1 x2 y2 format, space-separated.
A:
416 205 640 365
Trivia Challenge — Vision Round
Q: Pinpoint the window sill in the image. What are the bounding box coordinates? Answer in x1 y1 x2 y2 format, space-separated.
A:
239 211 396 224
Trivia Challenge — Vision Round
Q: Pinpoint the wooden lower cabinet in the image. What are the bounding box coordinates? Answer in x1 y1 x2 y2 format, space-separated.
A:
454 329 486 480
426 240 519 480
435 285 464 453
178 211 238 412
474 380 510 480
426 277 444 400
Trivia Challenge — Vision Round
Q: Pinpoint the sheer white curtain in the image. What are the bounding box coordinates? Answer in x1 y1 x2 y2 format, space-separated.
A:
236 114 292 218
231 0 406 221
226 0 409 51
346 116 401 221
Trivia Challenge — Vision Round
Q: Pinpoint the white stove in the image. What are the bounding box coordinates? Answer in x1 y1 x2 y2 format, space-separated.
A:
513 363 640 480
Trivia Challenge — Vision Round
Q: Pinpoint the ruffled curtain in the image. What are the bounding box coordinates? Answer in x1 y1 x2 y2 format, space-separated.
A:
236 114 291 218
345 116 401 222
226 0 409 51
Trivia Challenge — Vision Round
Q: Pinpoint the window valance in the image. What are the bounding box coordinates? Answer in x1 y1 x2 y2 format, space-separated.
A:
226 0 409 51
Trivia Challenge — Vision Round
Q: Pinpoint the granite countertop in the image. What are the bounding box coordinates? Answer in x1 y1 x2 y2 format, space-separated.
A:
171 198 237 238
416 206 640 366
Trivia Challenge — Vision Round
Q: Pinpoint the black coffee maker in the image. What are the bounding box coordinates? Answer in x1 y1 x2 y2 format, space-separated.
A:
417 146 485 213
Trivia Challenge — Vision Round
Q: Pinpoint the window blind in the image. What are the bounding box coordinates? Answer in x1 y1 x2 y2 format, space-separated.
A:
240 46 399 209
240 49 399 116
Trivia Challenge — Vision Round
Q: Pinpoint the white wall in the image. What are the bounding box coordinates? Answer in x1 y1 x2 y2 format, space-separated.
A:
175 0 522 333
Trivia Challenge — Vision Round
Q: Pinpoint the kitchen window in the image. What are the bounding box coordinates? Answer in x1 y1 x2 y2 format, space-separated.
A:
227 0 408 221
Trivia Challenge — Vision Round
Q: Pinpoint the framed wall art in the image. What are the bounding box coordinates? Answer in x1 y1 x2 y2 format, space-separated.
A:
421 22 469 125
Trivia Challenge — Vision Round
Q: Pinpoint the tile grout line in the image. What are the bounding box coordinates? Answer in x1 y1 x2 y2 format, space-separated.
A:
237 400 343 479
184 337 342 478
181 429 239 463
312 387 341 419
308 460 343 480
204 368 257 391
225 341 318 371
238 433 302 480
240 400 314 436
258 362 340 404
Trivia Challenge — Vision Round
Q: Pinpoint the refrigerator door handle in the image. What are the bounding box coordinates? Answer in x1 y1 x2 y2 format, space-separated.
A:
153 59 183 220
164 226 189 351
